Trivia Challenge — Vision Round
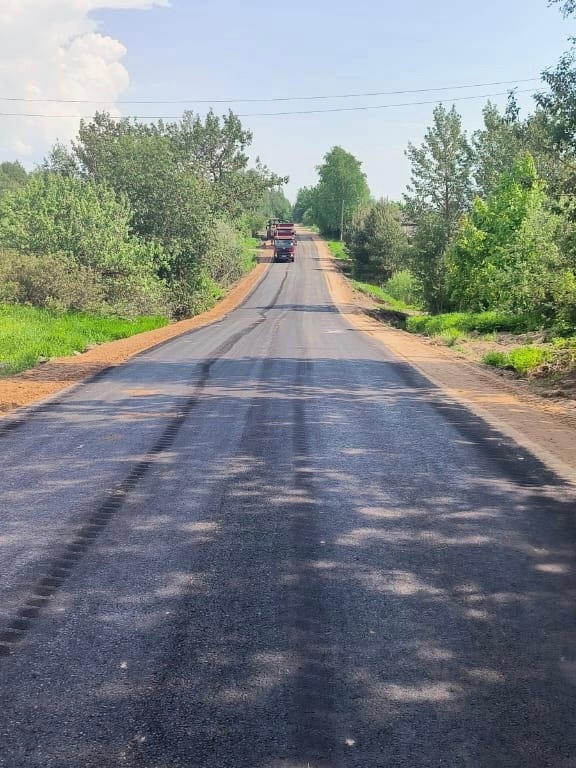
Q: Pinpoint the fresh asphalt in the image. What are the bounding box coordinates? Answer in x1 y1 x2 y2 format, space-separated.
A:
1 234 575 767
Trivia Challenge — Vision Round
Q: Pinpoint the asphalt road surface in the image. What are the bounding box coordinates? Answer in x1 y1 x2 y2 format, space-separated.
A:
1 234 576 768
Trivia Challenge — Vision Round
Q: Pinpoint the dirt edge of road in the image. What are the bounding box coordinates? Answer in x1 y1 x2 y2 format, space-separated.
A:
313 234 576 485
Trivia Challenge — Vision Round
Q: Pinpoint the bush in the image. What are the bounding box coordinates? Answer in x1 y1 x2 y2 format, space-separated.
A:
0 249 169 318
384 269 421 306
0 250 105 312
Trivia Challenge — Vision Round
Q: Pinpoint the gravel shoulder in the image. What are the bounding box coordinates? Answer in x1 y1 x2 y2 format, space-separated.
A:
3 235 576 485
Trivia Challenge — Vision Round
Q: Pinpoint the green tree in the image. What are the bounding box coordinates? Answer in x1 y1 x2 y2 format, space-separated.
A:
0 172 166 314
473 99 525 198
447 153 564 318
292 186 315 222
0 161 27 198
346 199 408 282
311 146 370 237
404 104 473 312
405 104 473 240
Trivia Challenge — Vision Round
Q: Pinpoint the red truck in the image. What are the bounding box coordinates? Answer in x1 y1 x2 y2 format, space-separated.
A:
273 235 295 262
272 222 297 262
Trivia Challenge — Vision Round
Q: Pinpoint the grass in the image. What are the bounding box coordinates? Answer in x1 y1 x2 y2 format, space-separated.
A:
483 346 553 376
351 280 416 313
241 236 261 272
0 304 168 376
326 240 350 261
406 310 535 336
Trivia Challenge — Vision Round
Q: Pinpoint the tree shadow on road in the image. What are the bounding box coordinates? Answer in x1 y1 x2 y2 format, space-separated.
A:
1 356 576 767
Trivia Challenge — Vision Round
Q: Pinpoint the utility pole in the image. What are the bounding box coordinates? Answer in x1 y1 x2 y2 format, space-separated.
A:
340 199 344 242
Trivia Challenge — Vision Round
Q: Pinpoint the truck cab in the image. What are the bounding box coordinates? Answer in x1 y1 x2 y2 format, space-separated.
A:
273 237 295 262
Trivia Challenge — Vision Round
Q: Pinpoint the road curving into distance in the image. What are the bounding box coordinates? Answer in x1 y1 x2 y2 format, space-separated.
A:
1 233 575 767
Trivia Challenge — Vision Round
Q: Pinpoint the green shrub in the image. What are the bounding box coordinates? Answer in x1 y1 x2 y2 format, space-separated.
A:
384 269 421 306
483 351 509 368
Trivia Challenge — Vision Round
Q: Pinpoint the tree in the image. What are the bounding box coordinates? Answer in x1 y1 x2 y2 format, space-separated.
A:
536 51 576 153
292 186 315 223
549 0 576 15
0 161 27 198
0 171 166 314
473 99 526 198
404 104 473 312
311 146 370 237
404 104 473 240
447 153 564 318
346 199 408 282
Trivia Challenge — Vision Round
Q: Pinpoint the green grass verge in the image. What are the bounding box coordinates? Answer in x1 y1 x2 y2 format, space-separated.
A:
351 280 415 313
483 346 553 375
326 240 350 261
406 310 535 336
241 236 260 272
0 304 168 376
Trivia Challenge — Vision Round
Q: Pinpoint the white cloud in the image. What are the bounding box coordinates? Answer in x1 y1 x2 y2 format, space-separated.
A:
0 0 168 159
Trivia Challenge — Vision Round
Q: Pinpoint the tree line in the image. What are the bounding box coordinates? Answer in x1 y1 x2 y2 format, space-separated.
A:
0 111 291 318
293 0 576 333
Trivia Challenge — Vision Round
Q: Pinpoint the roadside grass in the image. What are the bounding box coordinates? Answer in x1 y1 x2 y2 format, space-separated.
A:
241 236 260 271
0 304 168 376
406 310 536 336
352 280 417 313
483 339 576 377
326 240 350 261
483 346 553 376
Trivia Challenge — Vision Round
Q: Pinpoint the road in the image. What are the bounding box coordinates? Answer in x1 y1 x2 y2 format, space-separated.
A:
1 233 576 767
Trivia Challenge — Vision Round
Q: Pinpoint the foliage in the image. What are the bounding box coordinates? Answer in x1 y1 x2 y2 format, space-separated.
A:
549 0 576 16
404 104 473 240
447 153 566 321
536 50 576 153
384 269 422 306
246 187 292 236
345 199 408 282
408 212 451 313
309 147 370 237
483 346 552 375
351 280 414 312
0 172 168 316
0 303 167 376
292 186 315 223
24 109 286 319
473 99 526 198
326 240 350 261
404 105 473 313
0 161 27 198
406 310 536 336
0 250 105 313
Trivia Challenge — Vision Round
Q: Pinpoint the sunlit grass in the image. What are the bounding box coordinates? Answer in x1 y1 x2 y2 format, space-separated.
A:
0 304 168 376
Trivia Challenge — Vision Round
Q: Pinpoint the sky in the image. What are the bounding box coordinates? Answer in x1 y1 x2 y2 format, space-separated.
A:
0 0 574 202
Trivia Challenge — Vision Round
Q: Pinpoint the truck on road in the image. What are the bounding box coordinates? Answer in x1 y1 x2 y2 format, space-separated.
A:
273 235 295 262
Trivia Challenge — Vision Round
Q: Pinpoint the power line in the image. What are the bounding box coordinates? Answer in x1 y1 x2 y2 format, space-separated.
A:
238 89 535 117
0 88 536 120
0 78 539 105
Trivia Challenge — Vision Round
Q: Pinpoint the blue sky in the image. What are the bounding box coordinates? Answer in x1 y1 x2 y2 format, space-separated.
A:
2 1 574 203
